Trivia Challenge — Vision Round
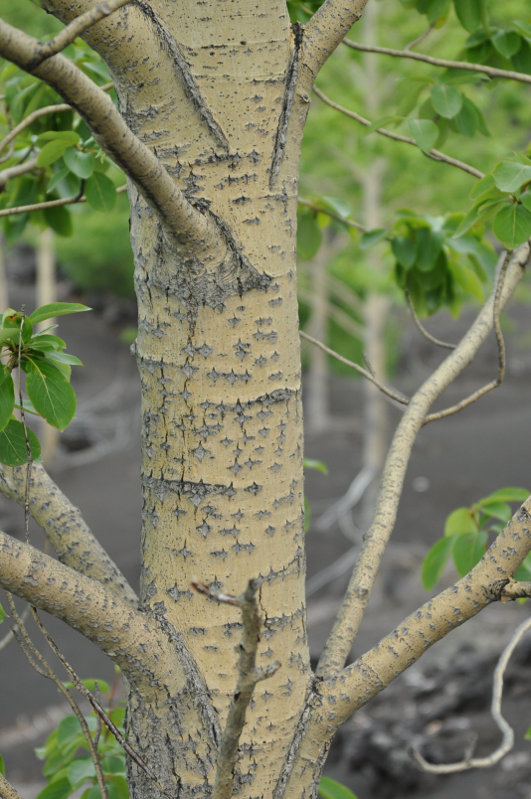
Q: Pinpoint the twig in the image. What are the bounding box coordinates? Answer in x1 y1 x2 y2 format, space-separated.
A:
0 601 29 651
0 104 71 156
6 596 109 799
343 38 531 85
300 330 409 406
313 87 484 179
192 579 280 799
406 289 455 350
298 197 367 232
27 0 134 69
0 158 40 191
404 24 435 51
31 611 170 796
423 249 513 424
413 617 531 772
0 184 127 218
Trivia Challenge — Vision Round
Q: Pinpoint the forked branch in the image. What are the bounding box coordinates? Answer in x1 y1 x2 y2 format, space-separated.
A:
302 0 370 76
316 243 529 677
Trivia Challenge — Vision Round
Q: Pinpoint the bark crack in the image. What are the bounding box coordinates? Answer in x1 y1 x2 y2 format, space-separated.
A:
270 21 303 189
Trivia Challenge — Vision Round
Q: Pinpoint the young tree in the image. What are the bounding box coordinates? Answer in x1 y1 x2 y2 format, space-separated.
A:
0 2 530 798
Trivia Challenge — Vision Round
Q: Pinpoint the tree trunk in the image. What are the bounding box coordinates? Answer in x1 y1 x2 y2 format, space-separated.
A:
104 4 311 795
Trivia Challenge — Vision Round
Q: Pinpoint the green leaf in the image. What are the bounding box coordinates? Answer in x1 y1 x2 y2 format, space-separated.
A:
478 500 512 522
84 171 117 211
359 228 387 249
44 351 83 367
28 303 91 325
67 758 95 787
57 716 82 745
448 260 484 301
0 328 19 349
0 368 15 432
422 535 456 590
454 0 486 32
37 131 80 146
492 161 531 193
452 530 487 577
491 30 521 59
24 358 77 431
481 487 529 503
319 776 358 799
525 724 531 740
492 203 531 248
3 309 33 343
62 148 94 180
106 775 130 799
43 205 73 238
521 189 531 213
444 507 478 536
431 84 463 119
303 458 328 474
407 118 438 152
37 140 73 167
35 777 72 799
415 227 444 271
0 419 41 465
0 602 7 623
454 96 478 137
0 752 5 775
391 235 416 268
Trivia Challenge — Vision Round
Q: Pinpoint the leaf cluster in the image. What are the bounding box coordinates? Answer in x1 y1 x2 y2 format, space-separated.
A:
0 302 88 465
421 487 530 590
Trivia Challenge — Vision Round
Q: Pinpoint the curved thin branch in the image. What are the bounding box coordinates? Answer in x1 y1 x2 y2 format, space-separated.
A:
302 0 370 76
0 184 127 217
298 197 367 232
300 330 408 406
27 0 134 69
316 243 529 678
423 249 511 424
0 158 40 191
313 87 484 179
0 530 174 686
0 103 72 155
413 616 531 772
0 20 220 252
343 38 531 85
0 462 137 606
406 290 455 350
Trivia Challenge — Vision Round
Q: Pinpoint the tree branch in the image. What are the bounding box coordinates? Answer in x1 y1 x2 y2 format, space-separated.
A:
316 243 529 677
302 0 370 76
0 158 40 191
321 496 531 727
0 530 173 686
343 38 531 85
27 0 134 69
0 103 72 157
0 20 221 252
0 462 137 606
313 87 484 179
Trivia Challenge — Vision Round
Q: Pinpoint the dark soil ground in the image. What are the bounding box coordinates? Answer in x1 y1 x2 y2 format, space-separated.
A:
0 255 530 798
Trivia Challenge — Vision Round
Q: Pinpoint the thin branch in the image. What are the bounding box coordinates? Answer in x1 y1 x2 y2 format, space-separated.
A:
302 0 370 76
343 38 531 85
413 616 531 773
0 183 127 218
6 596 108 799
406 289 455 350
31 610 168 795
313 87 484 179
27 0 134 69
404 24 435 51
320 496 531 727
0 103 71 155
423 249 512 424
315 243 529 678
192 579 280 799
300 330 409 406
0 20 220 251
0 158 40 191
0 462 137 605
298 197 367 232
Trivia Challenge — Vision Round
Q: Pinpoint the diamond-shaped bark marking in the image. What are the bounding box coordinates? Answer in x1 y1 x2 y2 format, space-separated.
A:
221 437 233 447
269 462 281 472
228 316 241 327
254 355 267 367
219 525 239 537
256 509 271 519
271 351 280 361
192 443 208 461
232 509 244 521
245 458 262 469
182 362 198 378
196 343 212 358
196 520 211 537
245 482 262 495
269 371 283 380
229 461 243 475
234 339 251 360
265 525 276 536
258 427 270 438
